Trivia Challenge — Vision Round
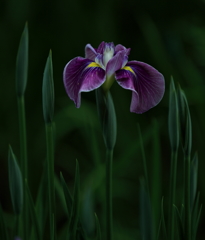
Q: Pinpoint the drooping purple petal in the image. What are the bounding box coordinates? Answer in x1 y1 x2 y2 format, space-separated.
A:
95 54 104 68
85 44 97 60
115 61 165 113
106 50 129 78
115 44 131 55
63 57 106 107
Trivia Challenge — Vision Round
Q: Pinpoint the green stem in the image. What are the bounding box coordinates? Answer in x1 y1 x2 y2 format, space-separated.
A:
137 124 149 196
17 95 28 240
169 151 177 240
184 155 191 240
106 149 113 240
46 123 55 240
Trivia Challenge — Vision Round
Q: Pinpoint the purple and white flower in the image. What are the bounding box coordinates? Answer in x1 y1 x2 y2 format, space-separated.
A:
63 41 165 113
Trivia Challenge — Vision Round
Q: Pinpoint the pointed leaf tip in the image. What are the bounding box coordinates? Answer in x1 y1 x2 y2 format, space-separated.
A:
8 146 23 215
42 51 54 123
94 213 101 240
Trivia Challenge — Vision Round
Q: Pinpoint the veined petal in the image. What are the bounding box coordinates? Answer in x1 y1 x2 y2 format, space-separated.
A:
95 54 104 69
115 44 131 55
106 50 128 78
63 57 106 107
96 41 105 54
85 44 97 60
102 42 115 67
115 61 165 113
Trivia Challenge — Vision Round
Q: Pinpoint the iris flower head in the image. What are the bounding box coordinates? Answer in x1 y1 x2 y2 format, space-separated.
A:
63 41 165 113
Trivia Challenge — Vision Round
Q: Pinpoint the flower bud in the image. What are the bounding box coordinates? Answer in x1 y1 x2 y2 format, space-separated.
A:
16 23 29 97
42 51 54 124
177 86 192 157
168 77 179 152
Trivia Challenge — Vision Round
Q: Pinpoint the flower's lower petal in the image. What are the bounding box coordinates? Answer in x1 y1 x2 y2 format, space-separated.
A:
115 61 165 113
63 57 106 107
85 44 97 60
106 50 128 78
95 54 104 69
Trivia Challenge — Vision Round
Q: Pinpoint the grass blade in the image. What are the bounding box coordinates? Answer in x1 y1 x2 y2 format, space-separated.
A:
68 160 80 240
25 180 41 240
174 205 185 240
60 172 73 215
139 178 154 240
8 146 23 215
94 213 101 240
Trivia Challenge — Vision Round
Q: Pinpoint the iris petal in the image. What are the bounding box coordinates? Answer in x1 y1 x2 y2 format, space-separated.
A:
63 57 106 107
115 44 131 55
96 41 105 54
115 61 165 113
106 50 129 78
85 44 97 60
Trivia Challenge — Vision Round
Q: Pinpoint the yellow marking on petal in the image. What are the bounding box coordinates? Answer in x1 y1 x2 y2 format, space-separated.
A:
86 62 101 69
122 66 135 75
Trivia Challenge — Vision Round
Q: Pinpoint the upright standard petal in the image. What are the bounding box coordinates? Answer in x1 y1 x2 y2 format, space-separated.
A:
85 44 97 60
102 42 115 67
106 50 128 78
96 41 105 54
115 61 165 113
63 57 106 107
115 44 131 55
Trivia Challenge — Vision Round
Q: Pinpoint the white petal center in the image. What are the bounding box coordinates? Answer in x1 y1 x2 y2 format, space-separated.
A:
103 46 114 67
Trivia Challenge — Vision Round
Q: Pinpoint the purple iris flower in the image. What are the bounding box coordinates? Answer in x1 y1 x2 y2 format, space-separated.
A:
63 42 165 113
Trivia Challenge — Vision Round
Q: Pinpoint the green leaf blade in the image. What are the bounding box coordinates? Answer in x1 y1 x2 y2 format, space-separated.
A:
8 146 23 215
68 160 80 240
25 180 41 240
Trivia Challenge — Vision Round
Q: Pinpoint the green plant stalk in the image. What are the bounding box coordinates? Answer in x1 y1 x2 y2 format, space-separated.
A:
17 95 28 240
169 150 177 240
184 155 191 240
106 149 113 240
46 123 55 240
137 124 149 196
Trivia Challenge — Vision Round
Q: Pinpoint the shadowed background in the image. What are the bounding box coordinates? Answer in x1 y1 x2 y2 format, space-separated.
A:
0 0 205 239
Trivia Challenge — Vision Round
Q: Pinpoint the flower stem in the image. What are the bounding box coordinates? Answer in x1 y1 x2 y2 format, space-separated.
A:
17 95 28 240
169 150 177 240
184 155 191 240
46 123 55 240
106 149 113 240
137 123 149 196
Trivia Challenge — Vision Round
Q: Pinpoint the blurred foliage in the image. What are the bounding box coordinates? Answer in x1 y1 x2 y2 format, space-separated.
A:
1 0 205 239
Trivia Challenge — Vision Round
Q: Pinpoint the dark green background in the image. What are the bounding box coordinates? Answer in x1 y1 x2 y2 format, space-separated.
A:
1 0 205 239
